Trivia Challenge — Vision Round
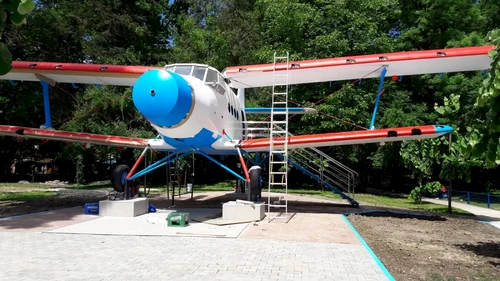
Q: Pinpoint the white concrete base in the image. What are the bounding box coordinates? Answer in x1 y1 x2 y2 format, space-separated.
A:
48 209 249 238
222 201 265 221
99 198 149 217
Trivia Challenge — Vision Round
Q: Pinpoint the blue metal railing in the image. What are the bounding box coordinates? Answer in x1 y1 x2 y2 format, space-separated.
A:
451 190 500 210
275 153 359 207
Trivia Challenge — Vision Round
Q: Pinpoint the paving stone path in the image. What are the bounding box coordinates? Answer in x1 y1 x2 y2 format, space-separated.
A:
0 232 389 281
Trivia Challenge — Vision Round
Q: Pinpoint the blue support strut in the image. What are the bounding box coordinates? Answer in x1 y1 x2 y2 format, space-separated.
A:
196 150 246 182
241 151 256 166
40 81 53 129
369 66 388 130
257 153 269 167
128 151 192 180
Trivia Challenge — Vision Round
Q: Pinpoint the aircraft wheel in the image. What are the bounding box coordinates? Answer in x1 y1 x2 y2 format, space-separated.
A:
249 166 262 198
111 164 131 192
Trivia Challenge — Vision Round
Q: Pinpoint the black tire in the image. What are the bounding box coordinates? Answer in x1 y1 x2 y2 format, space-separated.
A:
111 164 131 192
249 166 262 196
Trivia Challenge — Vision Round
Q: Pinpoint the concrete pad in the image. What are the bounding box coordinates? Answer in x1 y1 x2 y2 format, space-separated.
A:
48 208 249 238
489 221 500 229
0 207 98 232
240 212 361 244
99 198 149 217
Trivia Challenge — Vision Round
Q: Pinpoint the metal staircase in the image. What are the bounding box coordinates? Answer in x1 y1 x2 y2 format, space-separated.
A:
289 147 359 207
268 52 290 221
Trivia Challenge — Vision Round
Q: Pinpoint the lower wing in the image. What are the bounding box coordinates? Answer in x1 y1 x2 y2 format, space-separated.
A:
0 125 151 149
238 125 452 152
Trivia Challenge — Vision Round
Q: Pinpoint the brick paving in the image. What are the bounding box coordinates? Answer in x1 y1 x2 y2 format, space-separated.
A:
0 193 393 280
0 232 389 281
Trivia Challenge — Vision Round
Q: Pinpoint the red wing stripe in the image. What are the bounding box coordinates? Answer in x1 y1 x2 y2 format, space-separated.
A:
11 61 159 74
0 125 149 148
240 125 439 149
0 62 163 86
225 46 495 74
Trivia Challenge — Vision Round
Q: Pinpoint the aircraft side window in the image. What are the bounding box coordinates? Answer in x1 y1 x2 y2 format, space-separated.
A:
192 66 207 80
231 105 234 116
228 103 230 113
218 73 225 84
216 84 226 95
206 69 226 95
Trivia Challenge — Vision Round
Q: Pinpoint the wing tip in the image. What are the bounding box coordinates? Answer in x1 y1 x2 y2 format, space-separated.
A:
433 125 454 134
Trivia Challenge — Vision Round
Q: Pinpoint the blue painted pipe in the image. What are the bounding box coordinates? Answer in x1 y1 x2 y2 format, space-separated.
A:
369 67 387 130
197 150 246 182
128 151 192 180
40 81 52 128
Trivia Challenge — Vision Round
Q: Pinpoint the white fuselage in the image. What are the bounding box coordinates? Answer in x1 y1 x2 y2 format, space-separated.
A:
146 65 245 154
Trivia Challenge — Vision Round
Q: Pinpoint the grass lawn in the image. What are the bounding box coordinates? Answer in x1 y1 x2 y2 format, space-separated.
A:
192 181 472 215
0 182 51 189
0 191 56 201
0 180 473 215
354 194 472 215
0 181 110 190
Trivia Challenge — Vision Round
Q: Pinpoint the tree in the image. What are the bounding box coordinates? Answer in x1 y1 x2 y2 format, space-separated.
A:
0 0 35 74
471 29 500 167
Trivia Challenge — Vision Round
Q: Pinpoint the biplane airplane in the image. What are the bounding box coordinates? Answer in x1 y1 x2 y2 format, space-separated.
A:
0 45 495 200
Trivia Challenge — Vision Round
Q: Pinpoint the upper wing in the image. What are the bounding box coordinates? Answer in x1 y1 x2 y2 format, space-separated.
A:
223 46 495 88
238 125 452 152
0 125 150 148
0 61 161 86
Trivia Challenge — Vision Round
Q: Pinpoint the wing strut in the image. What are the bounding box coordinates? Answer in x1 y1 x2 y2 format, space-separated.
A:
369 66 388 130
40 81 53 129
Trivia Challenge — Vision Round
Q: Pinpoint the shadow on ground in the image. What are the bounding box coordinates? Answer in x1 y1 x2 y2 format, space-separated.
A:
456 241 500 262
347 210 447 221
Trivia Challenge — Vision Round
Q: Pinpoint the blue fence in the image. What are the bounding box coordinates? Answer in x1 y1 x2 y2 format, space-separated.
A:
451 190 500 210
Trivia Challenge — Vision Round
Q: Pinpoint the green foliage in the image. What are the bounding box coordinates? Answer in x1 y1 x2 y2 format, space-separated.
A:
1 0 499 191
398 0 485 50
401 89 487 184
75 154 85 185
0 191 55 201
472 29 500 168
0 0 35 74
408 181 442 203
176 154 193 173
254 0 401 61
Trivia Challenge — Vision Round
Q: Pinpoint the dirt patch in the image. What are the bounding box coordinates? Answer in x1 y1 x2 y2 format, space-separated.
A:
348 212 500 281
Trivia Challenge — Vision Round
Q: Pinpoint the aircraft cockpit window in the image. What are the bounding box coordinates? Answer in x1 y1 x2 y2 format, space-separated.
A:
192 66 207 80
205 69 218 83
173 66 193 75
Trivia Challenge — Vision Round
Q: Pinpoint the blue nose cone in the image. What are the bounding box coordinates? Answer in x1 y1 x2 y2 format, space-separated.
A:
132 70 193 127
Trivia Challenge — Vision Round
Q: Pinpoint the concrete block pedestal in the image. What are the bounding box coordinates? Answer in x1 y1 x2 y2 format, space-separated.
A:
99 198 149 217
222 200 265 221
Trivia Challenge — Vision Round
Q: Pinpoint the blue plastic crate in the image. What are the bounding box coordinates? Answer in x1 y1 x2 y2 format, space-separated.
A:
84 203 99 215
